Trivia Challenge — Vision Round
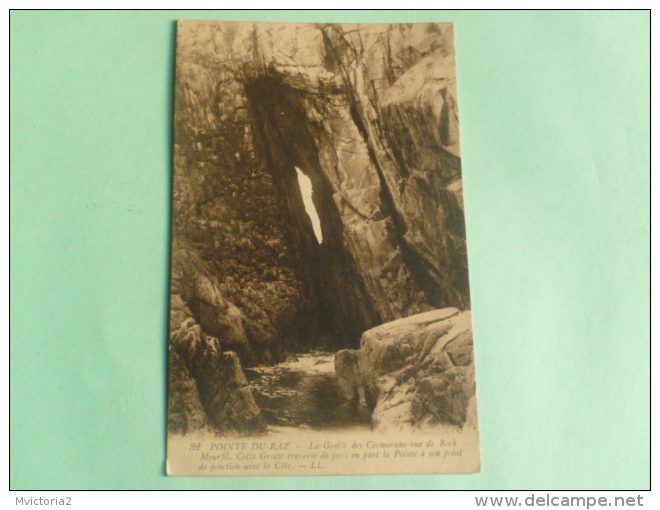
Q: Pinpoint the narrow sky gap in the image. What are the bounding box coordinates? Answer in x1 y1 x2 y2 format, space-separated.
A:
295 167 323 244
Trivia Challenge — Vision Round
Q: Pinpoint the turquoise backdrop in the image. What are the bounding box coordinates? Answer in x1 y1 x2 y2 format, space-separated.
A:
10 10 650 490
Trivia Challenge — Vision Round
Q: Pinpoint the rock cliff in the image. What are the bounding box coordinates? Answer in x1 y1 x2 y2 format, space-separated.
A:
170 21 472 434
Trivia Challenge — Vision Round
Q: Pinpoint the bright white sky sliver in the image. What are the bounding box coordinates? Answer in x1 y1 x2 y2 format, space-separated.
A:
295 167 323 244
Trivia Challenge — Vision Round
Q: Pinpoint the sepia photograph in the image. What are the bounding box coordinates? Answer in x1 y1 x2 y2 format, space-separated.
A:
10 8 650 493
167 19 479 476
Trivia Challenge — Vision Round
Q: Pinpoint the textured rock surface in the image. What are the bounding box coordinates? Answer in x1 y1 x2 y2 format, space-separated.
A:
334 349 367 409
170 21 472 434
173 21 469 356
335 308 477 431
167 350 210 435
168 289 265 435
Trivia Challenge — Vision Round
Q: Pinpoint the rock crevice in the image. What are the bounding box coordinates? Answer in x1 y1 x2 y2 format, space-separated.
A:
170 21 474 435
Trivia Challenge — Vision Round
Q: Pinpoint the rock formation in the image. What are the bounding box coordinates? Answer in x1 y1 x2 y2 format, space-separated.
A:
334 349 367 410
336 308 477 431
168 249 265 434
169 21 473 434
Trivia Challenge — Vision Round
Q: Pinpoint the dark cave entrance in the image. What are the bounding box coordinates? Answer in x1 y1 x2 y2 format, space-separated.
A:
244 75 381 353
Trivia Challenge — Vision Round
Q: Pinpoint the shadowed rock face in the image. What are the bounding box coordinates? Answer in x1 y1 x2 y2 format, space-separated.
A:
170 21 472 434
168 350 210 435
168 293 266 434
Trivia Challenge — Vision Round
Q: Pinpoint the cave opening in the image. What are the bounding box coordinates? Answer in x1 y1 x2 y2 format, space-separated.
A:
244 75 381 355
294 167 323 244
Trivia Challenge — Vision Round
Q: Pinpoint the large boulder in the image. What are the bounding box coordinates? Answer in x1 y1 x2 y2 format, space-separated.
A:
334 349 367 409
336 308 477 431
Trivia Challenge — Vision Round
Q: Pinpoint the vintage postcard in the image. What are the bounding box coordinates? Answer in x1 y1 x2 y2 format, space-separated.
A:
167 20 479 476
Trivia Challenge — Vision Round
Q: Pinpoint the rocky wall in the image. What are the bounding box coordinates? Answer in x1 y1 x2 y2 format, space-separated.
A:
169 21 472 434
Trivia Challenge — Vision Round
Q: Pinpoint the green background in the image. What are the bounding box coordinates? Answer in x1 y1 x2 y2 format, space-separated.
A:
10 10 650 490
